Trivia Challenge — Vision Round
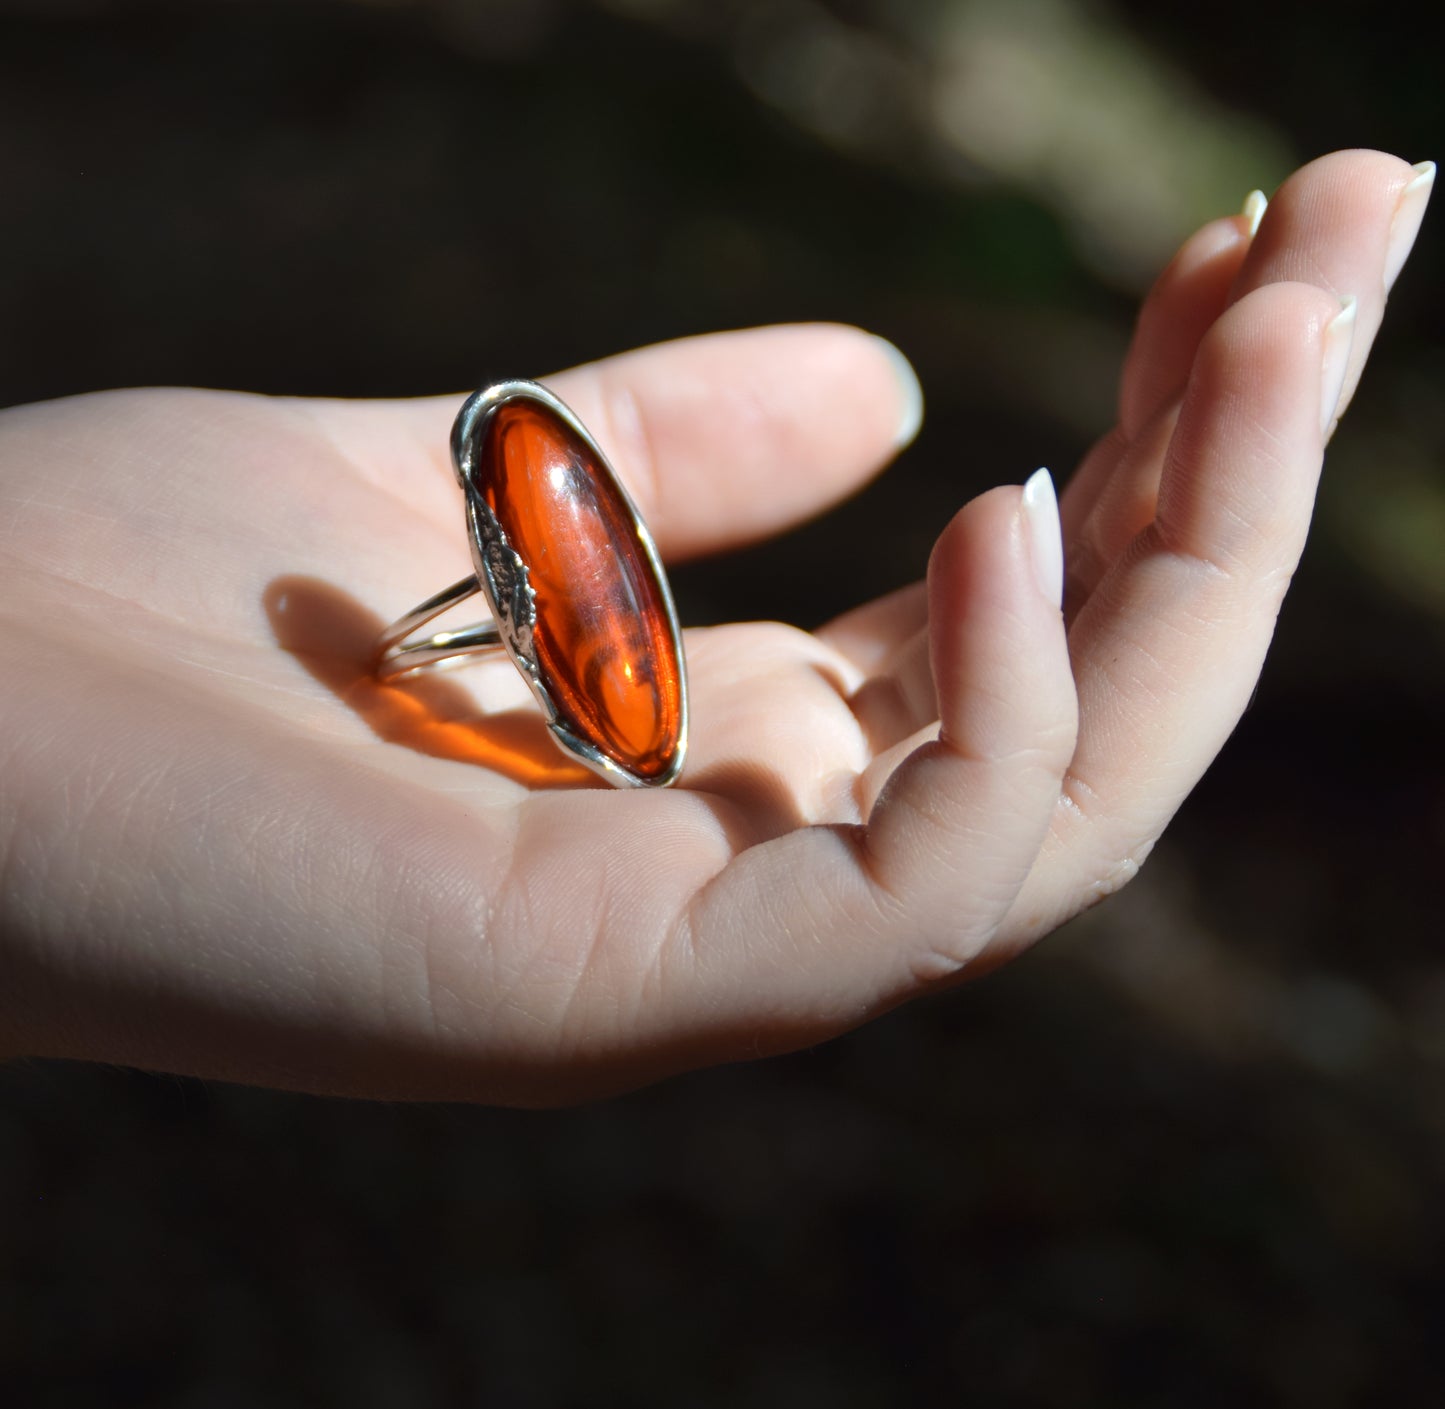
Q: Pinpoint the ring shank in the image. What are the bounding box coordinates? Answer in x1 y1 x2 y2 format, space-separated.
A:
374 575 506 681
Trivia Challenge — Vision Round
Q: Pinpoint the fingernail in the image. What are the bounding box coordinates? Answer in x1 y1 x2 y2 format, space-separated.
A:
1021 467 1064 609
871 336 924 449
1320 295 1357 438
1241 188 1268 238
1384 160 1435 293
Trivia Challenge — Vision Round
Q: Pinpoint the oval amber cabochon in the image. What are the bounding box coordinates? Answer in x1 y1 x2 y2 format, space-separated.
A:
474 399 684 781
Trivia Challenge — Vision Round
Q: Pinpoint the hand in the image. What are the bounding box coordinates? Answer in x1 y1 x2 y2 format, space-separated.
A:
0 150 1428 1104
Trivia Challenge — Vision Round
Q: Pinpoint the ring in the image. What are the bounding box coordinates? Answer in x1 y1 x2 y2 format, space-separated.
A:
374 380 688 789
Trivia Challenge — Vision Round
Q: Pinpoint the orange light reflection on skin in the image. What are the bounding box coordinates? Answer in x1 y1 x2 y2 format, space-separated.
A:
265 575 597 790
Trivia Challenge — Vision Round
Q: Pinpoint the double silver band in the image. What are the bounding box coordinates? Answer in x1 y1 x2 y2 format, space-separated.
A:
374 575 503 682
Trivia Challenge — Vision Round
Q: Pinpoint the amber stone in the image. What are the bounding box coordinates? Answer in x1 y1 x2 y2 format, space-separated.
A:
474 399 684 781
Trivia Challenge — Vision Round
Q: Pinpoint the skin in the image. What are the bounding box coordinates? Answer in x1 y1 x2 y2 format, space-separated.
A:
0 150 1428 1104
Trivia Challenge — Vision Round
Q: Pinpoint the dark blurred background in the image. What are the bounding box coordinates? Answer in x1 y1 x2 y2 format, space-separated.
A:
2 1 1442 1404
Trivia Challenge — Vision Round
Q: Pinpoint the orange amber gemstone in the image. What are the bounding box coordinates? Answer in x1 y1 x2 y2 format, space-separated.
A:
475 400 684 782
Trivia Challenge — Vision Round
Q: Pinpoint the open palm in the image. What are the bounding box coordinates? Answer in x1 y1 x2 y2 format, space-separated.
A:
0 150 1428 1102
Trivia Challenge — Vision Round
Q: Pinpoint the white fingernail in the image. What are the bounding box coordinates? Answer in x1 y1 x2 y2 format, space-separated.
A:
1384 160 1435 293
1241 188 1268 238
1021 467 1064 609
1320 295 1357 438
871 336 924 449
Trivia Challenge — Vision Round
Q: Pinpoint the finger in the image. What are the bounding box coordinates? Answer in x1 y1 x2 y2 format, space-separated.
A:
867 473 1074 968
677 471 1077 1037
1116 211 1255 441
1063 402 1179 616
671 620 873 830
816 580 927 675
819 582 938 752
1229 149 1430 430
844 627 934 755
310 323 923 560
1006 281 1353 942
1061 207 1255 610
1058 426 1128 551
1063 152 1430 624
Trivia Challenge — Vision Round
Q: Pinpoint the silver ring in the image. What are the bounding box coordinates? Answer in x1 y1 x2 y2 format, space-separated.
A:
375 381 688 789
